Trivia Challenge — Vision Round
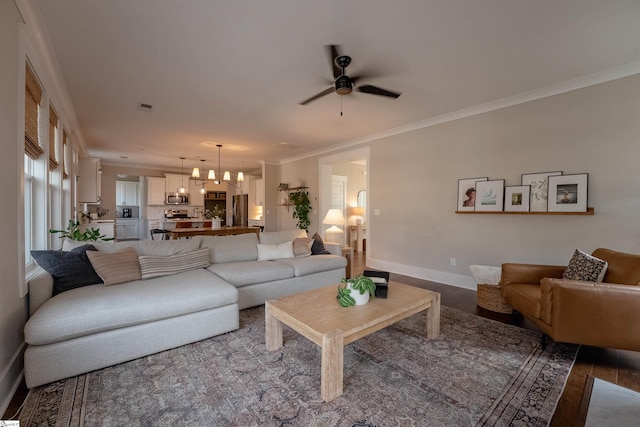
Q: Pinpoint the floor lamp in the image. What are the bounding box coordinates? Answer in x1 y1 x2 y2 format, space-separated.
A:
323 209 345 245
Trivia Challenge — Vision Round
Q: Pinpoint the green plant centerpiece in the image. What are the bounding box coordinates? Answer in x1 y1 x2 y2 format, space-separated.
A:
50 220 114 241
203 205 226 219
337 274 376 307
289 189 311 231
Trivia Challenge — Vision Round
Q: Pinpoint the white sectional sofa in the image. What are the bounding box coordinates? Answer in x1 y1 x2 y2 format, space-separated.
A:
24 229 346 388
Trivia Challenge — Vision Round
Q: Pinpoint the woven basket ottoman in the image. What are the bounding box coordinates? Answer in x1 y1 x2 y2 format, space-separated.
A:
470 265 513 314
476 283 512 313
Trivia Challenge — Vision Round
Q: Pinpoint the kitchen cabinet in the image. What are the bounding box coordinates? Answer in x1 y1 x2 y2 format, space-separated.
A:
116 181 139 206
80 220 115 240
77 158 102 203
116 219 140 240
165 173 189 194
146 177 166 206
255 178 264 206
189 179 204 206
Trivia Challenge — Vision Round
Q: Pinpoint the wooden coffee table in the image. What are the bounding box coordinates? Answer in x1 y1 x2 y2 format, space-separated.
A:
265 281 440 402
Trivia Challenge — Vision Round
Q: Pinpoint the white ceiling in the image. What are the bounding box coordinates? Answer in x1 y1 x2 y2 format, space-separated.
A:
33 0 640 175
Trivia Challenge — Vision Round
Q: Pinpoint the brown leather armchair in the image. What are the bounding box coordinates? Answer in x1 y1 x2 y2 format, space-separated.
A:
500 248 640 351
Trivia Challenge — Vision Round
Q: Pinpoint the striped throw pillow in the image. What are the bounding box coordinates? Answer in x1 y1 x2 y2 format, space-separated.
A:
86 247 142 286
138 248 210 280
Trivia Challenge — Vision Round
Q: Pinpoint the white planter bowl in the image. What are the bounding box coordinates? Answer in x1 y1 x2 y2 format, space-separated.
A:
347 282 370 305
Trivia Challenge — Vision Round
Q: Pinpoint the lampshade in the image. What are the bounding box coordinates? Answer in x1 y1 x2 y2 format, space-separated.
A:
323 209 345 226
349 207 365 216
207 169 216 180
191 167 200 178
237 172 244 182
223 171 231 181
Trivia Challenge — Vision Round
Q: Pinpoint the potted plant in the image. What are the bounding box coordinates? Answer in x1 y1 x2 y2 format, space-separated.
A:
204 205 226 228
50 220 114 241
337 274 376 306
289 189 311 231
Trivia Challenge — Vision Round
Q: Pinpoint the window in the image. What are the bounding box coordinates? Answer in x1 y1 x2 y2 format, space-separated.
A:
24 155 34 265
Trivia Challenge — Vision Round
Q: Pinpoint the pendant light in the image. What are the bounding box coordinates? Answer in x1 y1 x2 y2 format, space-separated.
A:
216 144 244 187
192 159 216 194
178 157 186 194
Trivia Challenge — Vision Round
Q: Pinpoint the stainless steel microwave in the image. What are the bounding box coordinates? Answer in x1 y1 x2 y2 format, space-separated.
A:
165 192 190 205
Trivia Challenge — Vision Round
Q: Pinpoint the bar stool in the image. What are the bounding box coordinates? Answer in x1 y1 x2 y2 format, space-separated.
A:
150 229 169 240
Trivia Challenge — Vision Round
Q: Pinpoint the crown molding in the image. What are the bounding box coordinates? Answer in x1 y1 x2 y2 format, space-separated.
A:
281 61 640 165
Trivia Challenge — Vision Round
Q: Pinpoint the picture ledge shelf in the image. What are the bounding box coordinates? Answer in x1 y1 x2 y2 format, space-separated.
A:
455 207 594 215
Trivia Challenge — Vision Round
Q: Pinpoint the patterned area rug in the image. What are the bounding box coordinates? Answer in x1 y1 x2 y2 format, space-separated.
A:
20 306 577 427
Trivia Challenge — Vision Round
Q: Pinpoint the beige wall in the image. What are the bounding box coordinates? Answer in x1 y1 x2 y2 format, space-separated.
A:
0 0 28 411
282 73 640 288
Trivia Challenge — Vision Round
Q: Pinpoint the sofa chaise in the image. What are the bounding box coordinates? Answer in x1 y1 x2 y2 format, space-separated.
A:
24 229 346 387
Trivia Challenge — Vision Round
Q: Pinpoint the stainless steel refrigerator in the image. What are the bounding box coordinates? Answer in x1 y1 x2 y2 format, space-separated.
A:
232 194 248 226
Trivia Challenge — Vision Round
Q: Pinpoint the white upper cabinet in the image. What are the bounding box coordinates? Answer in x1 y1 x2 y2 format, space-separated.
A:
116 181 139 206
165 174 189 194
146 177 166 206
189 179 204 206
77 158 101 203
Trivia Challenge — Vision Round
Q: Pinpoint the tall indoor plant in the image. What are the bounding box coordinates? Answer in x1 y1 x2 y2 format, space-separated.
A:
289 189 311 231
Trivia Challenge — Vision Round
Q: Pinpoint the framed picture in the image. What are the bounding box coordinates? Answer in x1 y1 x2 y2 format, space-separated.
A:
547 173 588 212
457 177 488 211
475 179 505 212
521 171 562 212
504 185 531 212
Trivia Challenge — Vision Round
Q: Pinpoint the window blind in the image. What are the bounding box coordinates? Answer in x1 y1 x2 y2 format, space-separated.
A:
62 130 69 179
25 65 43 160
48 105 59 170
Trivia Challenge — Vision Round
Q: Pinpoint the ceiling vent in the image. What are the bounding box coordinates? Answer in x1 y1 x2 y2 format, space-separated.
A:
137 102 153 112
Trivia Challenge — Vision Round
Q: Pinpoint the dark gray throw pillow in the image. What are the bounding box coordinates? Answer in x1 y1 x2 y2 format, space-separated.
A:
310 232 330 255
31 244 103 295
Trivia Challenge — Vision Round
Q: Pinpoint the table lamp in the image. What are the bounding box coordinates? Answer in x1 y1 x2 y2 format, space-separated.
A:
349 207 365 225
323 209 345 244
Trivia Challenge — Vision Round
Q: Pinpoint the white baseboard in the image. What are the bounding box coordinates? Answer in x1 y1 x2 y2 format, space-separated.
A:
0 342 26 417
367 257 478 291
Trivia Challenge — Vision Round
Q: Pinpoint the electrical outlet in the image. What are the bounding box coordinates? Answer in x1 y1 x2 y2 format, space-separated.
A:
450 258 456 267
374 209 380 216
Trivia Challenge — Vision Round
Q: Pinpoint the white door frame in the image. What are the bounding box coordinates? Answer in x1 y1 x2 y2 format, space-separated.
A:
318 147 370 248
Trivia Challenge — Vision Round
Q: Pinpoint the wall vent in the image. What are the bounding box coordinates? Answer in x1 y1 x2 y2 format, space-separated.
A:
137 102 153 112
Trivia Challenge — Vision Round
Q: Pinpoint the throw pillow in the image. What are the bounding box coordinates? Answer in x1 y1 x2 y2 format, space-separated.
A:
257 241 295 261
31 244 103 295
86 247 142 286
138 248 210 280
563 249 608 282
292 237 313 257
310 232 330 255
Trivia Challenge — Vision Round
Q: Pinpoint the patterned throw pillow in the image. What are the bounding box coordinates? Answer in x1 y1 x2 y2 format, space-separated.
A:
562 249 608 282
138 248 210 279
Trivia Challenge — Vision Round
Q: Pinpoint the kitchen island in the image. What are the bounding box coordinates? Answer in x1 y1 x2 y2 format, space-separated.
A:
167 226 260 240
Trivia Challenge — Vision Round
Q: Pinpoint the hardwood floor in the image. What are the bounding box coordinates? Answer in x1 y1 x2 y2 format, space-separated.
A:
4 250 640 423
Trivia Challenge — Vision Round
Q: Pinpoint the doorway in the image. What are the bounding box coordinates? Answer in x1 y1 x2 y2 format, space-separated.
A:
318 147 369 253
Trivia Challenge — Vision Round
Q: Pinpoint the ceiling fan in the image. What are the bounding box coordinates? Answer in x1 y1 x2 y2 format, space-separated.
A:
299 45 402 106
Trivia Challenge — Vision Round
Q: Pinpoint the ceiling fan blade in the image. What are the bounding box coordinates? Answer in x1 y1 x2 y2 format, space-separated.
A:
299 87 335 105
325 45 342 79
357 85 401 99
